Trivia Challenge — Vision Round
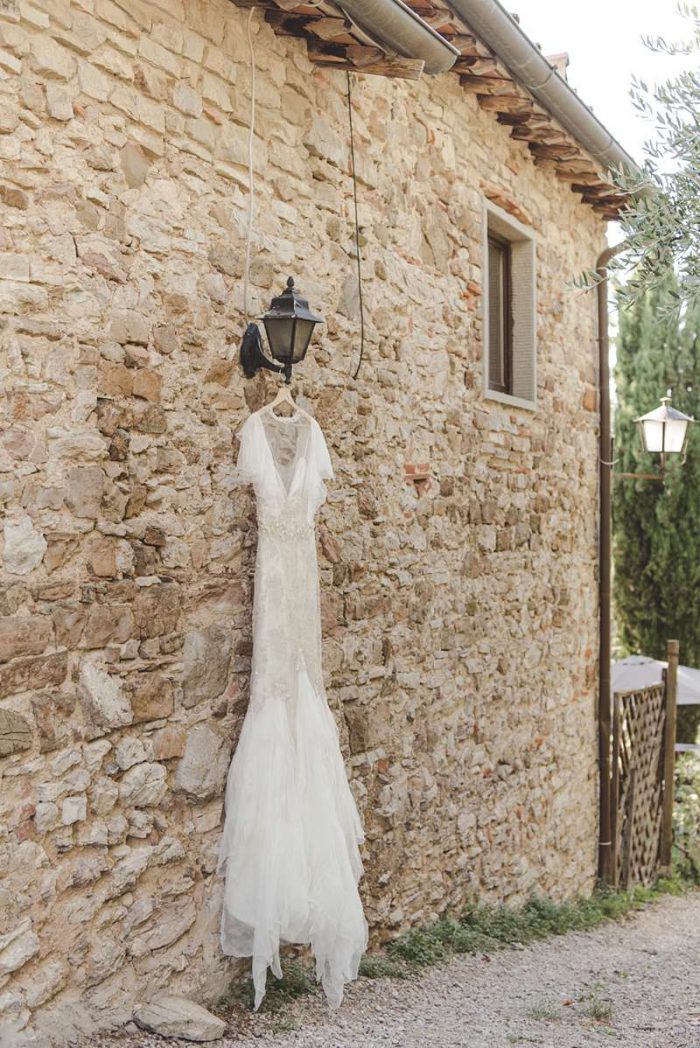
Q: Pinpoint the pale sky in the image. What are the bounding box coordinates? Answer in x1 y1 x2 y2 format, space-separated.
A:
513 0 695 164
511 2 694 370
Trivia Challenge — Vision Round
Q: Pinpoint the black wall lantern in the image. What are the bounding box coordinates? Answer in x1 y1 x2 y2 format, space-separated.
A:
240 276 323 384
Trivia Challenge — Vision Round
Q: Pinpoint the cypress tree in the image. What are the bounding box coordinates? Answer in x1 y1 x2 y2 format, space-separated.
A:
613 277 700 742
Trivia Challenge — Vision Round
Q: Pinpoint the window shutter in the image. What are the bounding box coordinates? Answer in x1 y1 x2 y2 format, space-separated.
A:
509 239 536 403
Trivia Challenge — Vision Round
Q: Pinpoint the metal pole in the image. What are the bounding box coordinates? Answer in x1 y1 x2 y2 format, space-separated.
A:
660 638 679 870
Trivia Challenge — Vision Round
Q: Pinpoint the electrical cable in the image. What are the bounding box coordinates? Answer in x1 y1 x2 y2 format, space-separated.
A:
346 71 365 381
243 7 256 323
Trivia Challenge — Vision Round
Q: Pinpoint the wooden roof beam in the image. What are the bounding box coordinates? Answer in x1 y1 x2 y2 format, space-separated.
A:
306 37 426 77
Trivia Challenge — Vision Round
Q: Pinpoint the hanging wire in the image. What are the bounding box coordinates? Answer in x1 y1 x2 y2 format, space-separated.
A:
346 71 365 381
242 7 256 323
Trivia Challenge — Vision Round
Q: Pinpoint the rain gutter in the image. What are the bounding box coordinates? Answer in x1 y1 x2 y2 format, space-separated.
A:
444 0 641 179
336 0 460 75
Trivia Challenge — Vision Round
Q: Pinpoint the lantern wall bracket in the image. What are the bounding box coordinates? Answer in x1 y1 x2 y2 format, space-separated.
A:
239 322 292 384
613 470 666 483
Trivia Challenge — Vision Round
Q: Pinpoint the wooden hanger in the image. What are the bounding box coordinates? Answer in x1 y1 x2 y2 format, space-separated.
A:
266 382 297 417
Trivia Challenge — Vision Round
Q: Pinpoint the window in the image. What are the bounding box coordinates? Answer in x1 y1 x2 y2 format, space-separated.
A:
487 232 512 395
483 202 536 408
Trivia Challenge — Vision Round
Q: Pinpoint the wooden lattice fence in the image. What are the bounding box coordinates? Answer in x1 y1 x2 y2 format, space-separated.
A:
609 640 679 888
611 684 666 887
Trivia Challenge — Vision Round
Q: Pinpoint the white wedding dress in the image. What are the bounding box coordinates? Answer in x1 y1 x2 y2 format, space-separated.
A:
217 404 367 1009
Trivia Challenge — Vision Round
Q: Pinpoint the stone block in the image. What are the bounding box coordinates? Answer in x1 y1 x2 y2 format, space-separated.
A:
89 776 119 816
34 801 59 833
133 995 225 1042
128 896 196 957
118 761 167 807
201 72 231 112
110 309 150 346
114 733 148 770
2 515 46 574
172 81 202 116
61 793 87 825
0 919 39 977
133 584 180 639
31 690 76 753
0 252 28 279
138 94 165 133
304 114 345 167
151 724 185 760
99 363 133 397
30 35 75 79
21 959 67 1009
0 617 52 662
175 724 230 800
78 660 132 734
0 183 28 209
134 403 167 434
0 708 32 757
82 604 136 649
182 626 232 708
92 46 134 80
204 359 233 386
120 141 150 188
187 115 216 152
0 48 22 75
0 652 68 699
78 59 111 101
87 539 118 579
52 603 87 648
138 36 180 77
64 466 104 519
152 324 179 355
84 936 126 988
130 673 174 723
132 368 161 402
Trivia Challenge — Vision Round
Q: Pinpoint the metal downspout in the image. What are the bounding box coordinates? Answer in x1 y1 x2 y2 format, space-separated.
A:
596 242 625 883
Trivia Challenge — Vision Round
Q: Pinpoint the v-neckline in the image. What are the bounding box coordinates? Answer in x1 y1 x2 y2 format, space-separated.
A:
258 409 309 499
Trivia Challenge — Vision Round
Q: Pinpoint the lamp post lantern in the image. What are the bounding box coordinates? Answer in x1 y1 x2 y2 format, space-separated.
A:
614 395 695 481
635 396 694 467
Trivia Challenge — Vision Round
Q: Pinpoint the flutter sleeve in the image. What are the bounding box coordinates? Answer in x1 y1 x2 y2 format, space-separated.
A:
310 417 335 482
234 413 262 486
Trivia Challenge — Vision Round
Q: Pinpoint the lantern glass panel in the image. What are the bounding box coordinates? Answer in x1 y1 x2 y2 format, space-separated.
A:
292 319 315 363
639 419 664 454
263 317 295 364
664 418 688 453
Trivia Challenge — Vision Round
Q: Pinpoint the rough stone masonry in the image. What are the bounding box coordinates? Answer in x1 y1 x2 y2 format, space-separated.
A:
0 0 604 1040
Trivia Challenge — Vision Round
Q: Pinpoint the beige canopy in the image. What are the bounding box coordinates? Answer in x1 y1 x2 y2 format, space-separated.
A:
612 655 700 706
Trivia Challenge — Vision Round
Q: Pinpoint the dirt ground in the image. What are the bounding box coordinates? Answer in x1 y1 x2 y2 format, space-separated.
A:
74 891 699 1048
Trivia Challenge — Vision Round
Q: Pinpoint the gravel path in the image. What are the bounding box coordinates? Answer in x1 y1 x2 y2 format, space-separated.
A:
82 892 699 1048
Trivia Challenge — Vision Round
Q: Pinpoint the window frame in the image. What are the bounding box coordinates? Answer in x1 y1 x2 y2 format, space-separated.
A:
482 200 537 412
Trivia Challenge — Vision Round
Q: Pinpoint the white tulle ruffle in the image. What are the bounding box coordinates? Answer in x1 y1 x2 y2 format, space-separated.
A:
217 667 367 1009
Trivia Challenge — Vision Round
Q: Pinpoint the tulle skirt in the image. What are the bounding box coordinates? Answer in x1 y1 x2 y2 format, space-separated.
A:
217 667 368 1009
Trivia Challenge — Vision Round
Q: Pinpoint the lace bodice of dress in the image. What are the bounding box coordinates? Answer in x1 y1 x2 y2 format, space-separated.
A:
236 405 333 529
257 410 315 541
260 409 306 494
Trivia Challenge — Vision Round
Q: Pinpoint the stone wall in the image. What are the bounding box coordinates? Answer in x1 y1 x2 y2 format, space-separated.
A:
0 0 605 1039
